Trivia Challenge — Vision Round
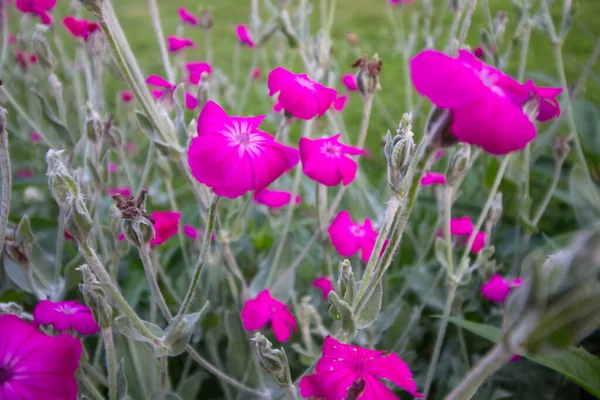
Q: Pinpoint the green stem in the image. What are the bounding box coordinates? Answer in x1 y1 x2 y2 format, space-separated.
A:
480 0 496 53
326 0 337 36
0 111 10 260
443 186 455 278
0 1 8 73
148 0 174 82
532 159 565 225
102 327 118 400
236 49 260 114
126 337 150 399
54 208 65 294
165 178 192 273
1 86 55 147
117 146 135 192
137 142 154 194
457 0 478 48
78 372 105 400
139 245 172 320
159 356 168 400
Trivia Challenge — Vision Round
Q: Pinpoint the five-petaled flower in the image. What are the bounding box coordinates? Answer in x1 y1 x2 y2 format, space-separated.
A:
63 16 99 42
253 188 300 208
268 67 338 120
410 49 561 155
16 0 56 25
299 335 423 400
313 277 334 299
300 134 364 187
187 101 299 198
167 36 196 53
178 7 198 26
186 61 212 84
33 300 99 335
328 210 381 262
241 290 297 342
0 314 83 400
438 216 486 254
481 274 523 303
150 211 181 246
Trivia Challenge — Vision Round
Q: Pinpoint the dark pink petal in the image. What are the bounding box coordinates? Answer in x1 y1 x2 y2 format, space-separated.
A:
146 75 175 89
271 309 297 342
299 369 359 400
185 92 199 110
167 36 196 53
328 211 360 258
470 231 486 253
253 188 299 208
341 73 358 91
120 90 134 103
365 353 423 398
481 274 511 302
240 290 275 331
236 24 255 47
449 217 474 236
421 172 446 186
332 94 348 112
178 7 198 25
183 225 198 239
313 277 334 298
150 211 180 246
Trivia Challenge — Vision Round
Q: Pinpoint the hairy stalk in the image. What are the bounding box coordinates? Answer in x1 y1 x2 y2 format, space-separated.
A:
443 187 454 277
102 327 118 400
236 49 260 114
148 0 174 82
165 179 192 274
518 22 533 219
457 0 478 48
326 0 337 36
444 3 465 53
53 209 65 295
1 87 54 146
0 1 7 73
444 344 512 400
139 245 172 320
170 195 220 329
532 158 565 225
117 145 135 191
480 0 496 54
137 142 155 193
159 356 168 400
78 372 105 400
284 385 299 400
0 111 10 258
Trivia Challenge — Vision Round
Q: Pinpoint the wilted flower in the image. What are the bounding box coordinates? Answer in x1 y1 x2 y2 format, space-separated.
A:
313 277 334 298
253 188 300 208
185 61 212 84
62 16 99 41
268 67 337 120
167 36 196 53
187 101 299 198
33 300 99 335
107 187 132 197
185 92 199 110
341 73 358 91
241 290 297 342
150 211 181 246
421 172 446 186
236 24 255 47
332 94 348 112
481 274 522 303
328 210 381 262
410 50 562 154
178 7 198 26
16 0 56 25
299 336 423 400
299 134 364 187
0 314 82 400
120 90 134 104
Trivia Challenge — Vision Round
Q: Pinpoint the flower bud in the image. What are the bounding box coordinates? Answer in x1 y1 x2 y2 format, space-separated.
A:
553 136 570 165
328 292 357 337
251 333 293 387
488 192 503 227
337 259 356 304
199 7 213 31
80 0 102 16
46 150 77 208
448 144 471 186
345 31 359 48
121 218 154 248
103 116 122 148
385 113 415 192
32 25 56 72
65 197 93 242
78 264 113 328
353 54 382 97
85 107 103 143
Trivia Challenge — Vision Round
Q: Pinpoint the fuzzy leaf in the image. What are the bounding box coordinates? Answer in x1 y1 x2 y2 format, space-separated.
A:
355 282 382 329
31 89 71 145
116 358 128 400
569 165 600 226
114 316 163 345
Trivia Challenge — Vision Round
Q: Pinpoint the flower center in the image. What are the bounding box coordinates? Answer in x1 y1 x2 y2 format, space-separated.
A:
0 365 13 384
269 306 278 313
56 304 76 314
320 142 342 159
295 76 316 90
349 224 365 237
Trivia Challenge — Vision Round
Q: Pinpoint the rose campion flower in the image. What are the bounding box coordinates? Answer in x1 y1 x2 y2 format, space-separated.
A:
187 101 299 198
268 67 338 120
183 225 198 239
125 142 136 153
341 73 358 91
299 134 364 187
178 7 198 26
253 188 300 208
167 36 196 53
236 24 255 47
121 90 134 104
186 61 212 84
299 336 423 400
33 300 99 335
16 0 56 25
481 274 523 302
185 92 199 110
410 49 561 154
30 131 41 142
328 210 379 262
252 67 261 80
0 314 82 400
107 187 132 197
146 75 176 103
332 94 348 112
62 16 99 41
241 289 297 342
15 169 33 179
313 277 334 298
273 102 283 114
8 34 16 45
150 211 181 246
439 217 486 254
421 172 447 186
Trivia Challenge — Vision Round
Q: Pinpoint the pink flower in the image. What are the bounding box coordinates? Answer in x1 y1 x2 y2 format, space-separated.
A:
481 274 523 303
8 34 16 45
118 233 125 241
33 300 99 335
178 7 198 26
146 75 176 90
151 89 165 99
332 94 348 112
236 24 255 47
186 61 212 84
253 188 300 208
273 102 283 113
435 150 445 159
125 142 137 153
107 187 132 197
187 101 299 198
341 73 358 91
0 314 82 400
410 49 562 155
185 91 199 110
121 90 134 104
252 67 261 80
268 67 338 120
167 36 196 53
62 16 99 41
328 210 379 262
150 211 181 246
471 231 486 253
183 225 198 239
108 163 118 173
15 169 33 179
16 0 56 25
299 336 423 400
438 217 486 254
146 75 176 103
510 355 523 362
29 54 37 63
299 134 364 187
313 277 334 298
30 131 41 142
241 290 297 342
421 172 446 186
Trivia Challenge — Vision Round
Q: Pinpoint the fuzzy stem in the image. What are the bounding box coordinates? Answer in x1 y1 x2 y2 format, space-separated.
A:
457 0 478 48
236 49 260 114
0 111 10 259
532 158 565 225
137 142 155 194
443 186 454 278
53 209 65 295
1 87 54 147
78 372 105 400
139 245 172 320
159 356 168 400
102 327 118 400
165 178 192 274
117 145 135 191
148 0 174 82
0 2 8 73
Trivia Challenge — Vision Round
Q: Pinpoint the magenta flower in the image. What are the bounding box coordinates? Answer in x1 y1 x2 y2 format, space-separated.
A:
167 36 196 53
33 300 99 335
121 90 134 104
313 277 334 298
341 73 358 91
421 172 446 186
185 91 199 110
62 16 99 41
150 211 181 246
178 7 198 26
236 24 255 47
183 225 198 239
151 89 165 99
16 0 56 25
253 188 300 208
107 162 118 173
328 210 379 262
332 94 348 112
411 49 562 154
481 274 523 302
471 231 486 253
438 216 486 254
0 314 82 400
299 335 423 400
107 187 132 197
146 75 176 90
125 142 137 153
299 134 364 187
268 67 338 120
187 101 299 198
30 131 41 142
273 102 283 114
241 290 297 342
15 169 33 179
186 61 212 84
252 67 261 80
435 150 445 159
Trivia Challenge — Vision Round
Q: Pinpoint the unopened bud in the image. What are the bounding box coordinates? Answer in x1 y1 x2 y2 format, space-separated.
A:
448 144 471 185
85 107 103 143
345 31 359 48
78 264 113 328
337 259 356 304
314 31 332 68
385 113 415 191
65 197 93 242
32 25 55 72
353 54 382 97
553 136 570 164
80 0 102 16
488 192 503 227
46 150 77 207
199 8 213 31
103 116 122 148
251 333 292 387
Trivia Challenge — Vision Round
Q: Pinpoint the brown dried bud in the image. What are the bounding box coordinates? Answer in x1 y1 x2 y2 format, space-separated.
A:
113 188 155 247
353 54 382 97
345 31 359 48
199 8 213 31
553 136 570 164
